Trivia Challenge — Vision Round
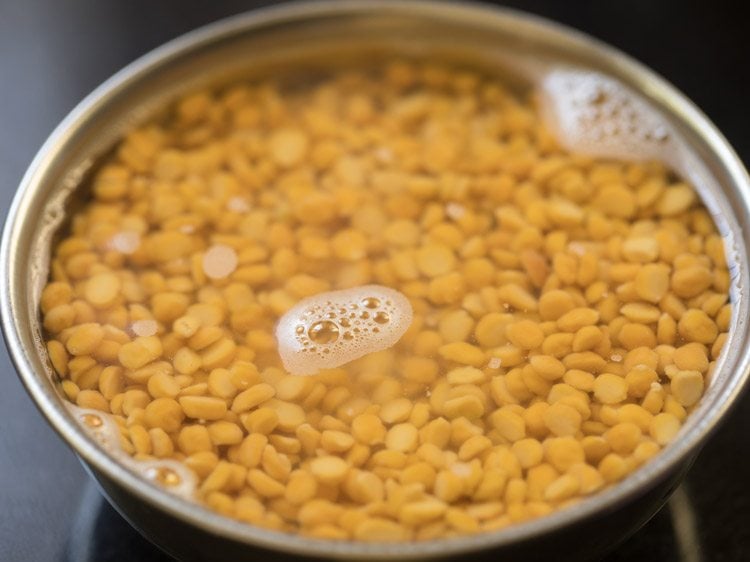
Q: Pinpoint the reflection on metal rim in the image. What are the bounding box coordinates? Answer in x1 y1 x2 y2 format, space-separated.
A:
669 486 702 562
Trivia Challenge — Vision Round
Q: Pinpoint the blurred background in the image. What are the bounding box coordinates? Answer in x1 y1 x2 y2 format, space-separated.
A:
1 1 747 561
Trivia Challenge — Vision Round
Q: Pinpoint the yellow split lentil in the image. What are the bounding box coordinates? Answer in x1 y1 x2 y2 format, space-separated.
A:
41 59 730 542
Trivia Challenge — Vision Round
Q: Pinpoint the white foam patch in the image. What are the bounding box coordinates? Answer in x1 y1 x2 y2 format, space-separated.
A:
67 404 197 501
374 146 394 164
109 231 140 254
131 319 158 337
139 459 198 499
445 202 466 221
227 196 250 213
534 67 744 285
202 244 238 279
72 405 122 452
276 284 413 376
538 69 679 168
450 462 472 478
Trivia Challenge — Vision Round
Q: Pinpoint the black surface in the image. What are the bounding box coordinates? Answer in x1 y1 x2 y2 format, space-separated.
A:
0 1 748 561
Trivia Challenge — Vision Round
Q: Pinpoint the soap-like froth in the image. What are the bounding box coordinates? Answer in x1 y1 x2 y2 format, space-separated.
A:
276 285 413 376
534 67 736 269
538 69 678 167
68 404 197 500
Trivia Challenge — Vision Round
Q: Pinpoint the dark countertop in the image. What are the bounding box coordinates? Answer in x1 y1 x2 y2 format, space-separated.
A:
1 2 748 561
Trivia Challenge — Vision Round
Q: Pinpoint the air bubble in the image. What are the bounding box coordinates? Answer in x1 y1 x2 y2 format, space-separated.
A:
227 196 250 213
308 320 340 344
362 297 380 309
68 404 198 501
145 466 182 487
538 69 680 171
202 244 238 279
71 405 121 452
568 242 587 257
445 202 466 220
81 413 103 427
374 146 394 163
653 126 669 141
450 463 472 478
109 231 140 254
374 311 390 324
131 319 158 337
136 460 197 499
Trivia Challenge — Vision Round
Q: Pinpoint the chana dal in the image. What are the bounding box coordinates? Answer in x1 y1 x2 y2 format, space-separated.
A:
41 60 731 542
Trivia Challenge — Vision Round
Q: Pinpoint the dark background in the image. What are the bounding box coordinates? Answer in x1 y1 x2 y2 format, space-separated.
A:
1 1 748 561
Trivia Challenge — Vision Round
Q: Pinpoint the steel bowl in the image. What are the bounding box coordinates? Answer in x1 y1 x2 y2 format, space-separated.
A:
2 1 749 560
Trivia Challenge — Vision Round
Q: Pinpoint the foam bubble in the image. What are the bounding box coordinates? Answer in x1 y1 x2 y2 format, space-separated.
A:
227 196 250 213
445 202 466 221
538 69 678 168
109 231 140 254
131 319 158 337
276 284 413 376
202 244 238 279
137 459 198 500
374 146 394 164
535 68 739 256
71 405 122 452
450 462 472 478
67 403 197 500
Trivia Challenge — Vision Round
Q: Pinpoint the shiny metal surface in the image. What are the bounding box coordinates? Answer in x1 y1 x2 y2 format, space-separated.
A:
2 1 750 560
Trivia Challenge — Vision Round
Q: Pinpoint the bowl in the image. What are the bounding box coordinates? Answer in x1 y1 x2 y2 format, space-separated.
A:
2 2 750 560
